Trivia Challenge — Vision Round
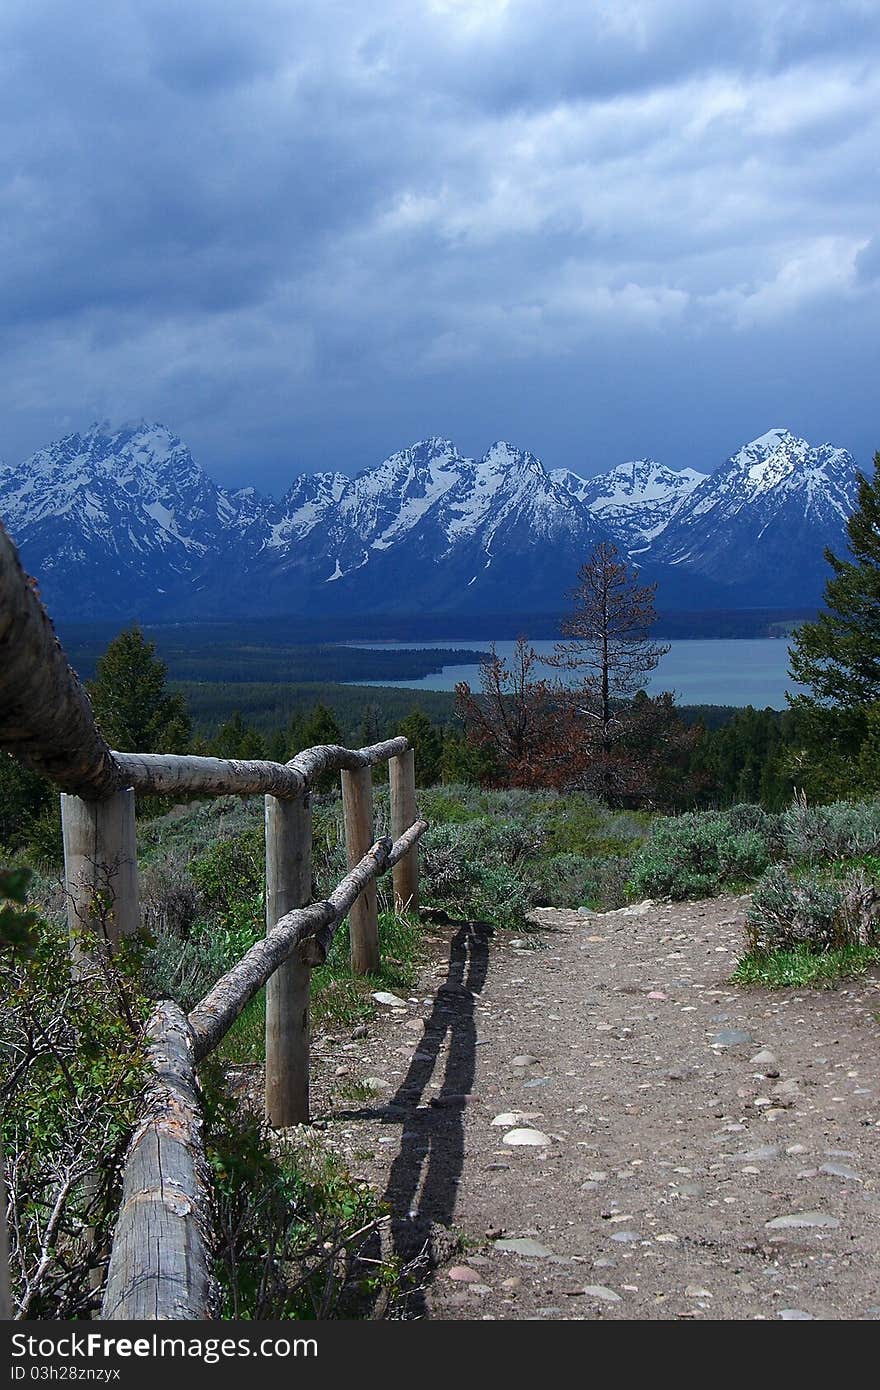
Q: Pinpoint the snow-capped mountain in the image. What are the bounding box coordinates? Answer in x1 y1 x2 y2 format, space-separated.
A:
552 458 706 549
650 428 859 603
0 421 863 619
234 438 611 617
0 421 240 612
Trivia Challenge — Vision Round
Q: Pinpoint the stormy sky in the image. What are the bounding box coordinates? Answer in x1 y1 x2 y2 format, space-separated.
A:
1 0 878 494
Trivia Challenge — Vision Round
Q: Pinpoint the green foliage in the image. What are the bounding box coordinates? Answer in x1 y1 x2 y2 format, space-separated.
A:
0 865 38 950
744 862 880 955
189 826 265 917
733 942 880 988
531 851 631 911
780 797 880 864
0 754 53 852
176 680 457 743
415 783 649 917
140 827 265 1013
287 703 345 790
630 810 771 900
0 907 146 1318
420 821 538 928
63 624 486 688
88 625 192 753
289 702 344 753
440 728 499 785
695 705 798 809
204 1073 397 1319
211 710 267 760
786 452 880 796
397 706 443 786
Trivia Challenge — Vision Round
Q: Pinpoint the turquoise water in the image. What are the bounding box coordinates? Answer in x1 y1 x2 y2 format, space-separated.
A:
343 638 805 709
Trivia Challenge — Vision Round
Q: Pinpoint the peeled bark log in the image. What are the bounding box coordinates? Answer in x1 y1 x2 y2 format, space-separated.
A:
389 748 420 914
287 737 408 784
101 1002 213 1320
341 765 379 974
264 792 312 1127
112 752 306 800
111 738 410 801
60 789 140 963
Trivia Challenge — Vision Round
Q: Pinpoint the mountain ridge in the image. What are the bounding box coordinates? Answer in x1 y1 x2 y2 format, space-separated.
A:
0 420 862 620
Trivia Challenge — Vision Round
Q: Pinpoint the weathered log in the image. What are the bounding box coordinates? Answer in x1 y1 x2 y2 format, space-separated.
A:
188 821 427 1061
60 789 140 962
341 765 379 974
264 792 312 1127
287 737 409 783
111 738 411 801
112 751 306 800
389 747 420 915
0 522 122 799
102 1002 213 1320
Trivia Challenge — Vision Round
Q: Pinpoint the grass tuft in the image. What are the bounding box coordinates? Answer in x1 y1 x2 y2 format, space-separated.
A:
732 943 880 989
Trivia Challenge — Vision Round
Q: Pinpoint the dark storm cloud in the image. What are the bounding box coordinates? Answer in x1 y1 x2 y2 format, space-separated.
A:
0 0 878 489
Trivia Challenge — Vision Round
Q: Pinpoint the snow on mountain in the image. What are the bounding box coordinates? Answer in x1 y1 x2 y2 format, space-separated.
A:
240 438 610 614
552 458 706 549
0 421 240 614
650 428 860 603
0 421 863 619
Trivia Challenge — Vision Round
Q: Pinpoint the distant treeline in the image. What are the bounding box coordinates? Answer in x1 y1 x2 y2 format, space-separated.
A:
63 637 485 686
176 680 460 741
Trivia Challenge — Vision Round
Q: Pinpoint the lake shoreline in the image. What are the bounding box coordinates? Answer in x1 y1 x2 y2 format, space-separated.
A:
339 637 804 710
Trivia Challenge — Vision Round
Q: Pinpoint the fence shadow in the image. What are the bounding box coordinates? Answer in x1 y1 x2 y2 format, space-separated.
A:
341 917 493 1317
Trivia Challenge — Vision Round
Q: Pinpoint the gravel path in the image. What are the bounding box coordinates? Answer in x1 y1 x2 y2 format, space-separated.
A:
315 896 880 1320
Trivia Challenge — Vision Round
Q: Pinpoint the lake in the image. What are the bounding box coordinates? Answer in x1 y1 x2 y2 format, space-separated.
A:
343 638 805 709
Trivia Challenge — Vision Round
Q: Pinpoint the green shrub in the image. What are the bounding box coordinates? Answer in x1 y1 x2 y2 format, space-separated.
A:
781 799 880 865
190 826 264 915
733 942 880 988
205 1075 400 1318
745 863 880 955
141 916 260 1011
724 802 784 850
532 852 630 911
420 822 534 928
630 811 770 900
0 899 146 1318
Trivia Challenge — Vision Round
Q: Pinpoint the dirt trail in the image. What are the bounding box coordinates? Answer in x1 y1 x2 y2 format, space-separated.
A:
314 897 880 1320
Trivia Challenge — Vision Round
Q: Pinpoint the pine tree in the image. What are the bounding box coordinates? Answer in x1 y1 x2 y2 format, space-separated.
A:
212 711 266 760
397 706 443 786
88 626 191 753
453 638 560 786
299 703 344 748
787 451 880 794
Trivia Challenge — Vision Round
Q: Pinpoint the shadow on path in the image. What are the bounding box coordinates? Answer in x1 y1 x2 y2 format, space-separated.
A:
341 919 493 1317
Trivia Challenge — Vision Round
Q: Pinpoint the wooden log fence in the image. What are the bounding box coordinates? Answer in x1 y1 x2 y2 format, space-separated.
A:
0 519 429 1320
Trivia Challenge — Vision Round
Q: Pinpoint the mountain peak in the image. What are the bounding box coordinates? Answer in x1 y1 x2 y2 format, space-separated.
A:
480 440 545 477
741 427 793 452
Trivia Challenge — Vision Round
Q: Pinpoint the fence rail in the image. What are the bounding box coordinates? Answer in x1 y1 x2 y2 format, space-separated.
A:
0 519 429 1321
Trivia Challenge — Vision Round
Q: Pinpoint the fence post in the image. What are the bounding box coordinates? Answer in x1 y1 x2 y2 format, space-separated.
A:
265 791 313 1126
60 788 139 968
389 747 419 915
340 765 379 973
